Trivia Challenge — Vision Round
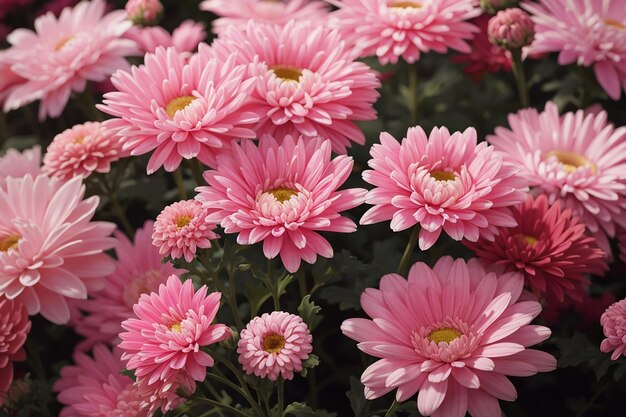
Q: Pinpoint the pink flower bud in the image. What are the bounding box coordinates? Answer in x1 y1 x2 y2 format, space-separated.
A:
488 7 534 50
125 0 163 26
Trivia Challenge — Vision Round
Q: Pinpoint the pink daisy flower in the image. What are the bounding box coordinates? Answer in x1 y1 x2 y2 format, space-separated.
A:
152 200 219 262
328 0 480 65
464 195 608 302
195 135 367 273
523 0 626 100
0 146 42 190
73 221 183 350
2 0 138 120
200 0 329 36
119 275 232 407
600 298 626 360
0 175 116 324
360 126 528 250
342 257 557 417
204 20 380 154
0 298 30 395
487 101 626 257
42 121 122 182
99 46 261 174
124 20 206 56
54 344 149 417
238 311 313 381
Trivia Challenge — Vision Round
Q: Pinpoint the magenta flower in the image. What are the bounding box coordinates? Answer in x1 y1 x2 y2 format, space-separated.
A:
0 146 41 190
601 298 626 360
360 126 528 250
238 312 313 381
488 8 535 50
342 257 557 417
0 298 30 395
195 135 367 273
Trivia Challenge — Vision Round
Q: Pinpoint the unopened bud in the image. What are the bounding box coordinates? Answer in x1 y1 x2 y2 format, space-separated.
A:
125 0 163 26
488 8 535 50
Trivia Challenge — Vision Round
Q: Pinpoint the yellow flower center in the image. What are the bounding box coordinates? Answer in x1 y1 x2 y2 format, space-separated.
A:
430 170 456 181
605 19 626 30
74 136 84 144
389 0 422 8
269 187 298 203
544 150 596 174
170 322 183 333
55 36 73 51
517 234 538 246
165 96 196 118
176 215 192 228
271 66 303 82
427 327 462 344
0 234 20 253
262 333 286 354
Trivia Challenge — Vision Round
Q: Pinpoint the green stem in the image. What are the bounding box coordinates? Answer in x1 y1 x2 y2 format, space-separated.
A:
173 167 188 200
397 226 419 275
384 400 400 417
194 398 252 417
189 158 206 186
96 174 134 237
407 63 419 125
227 267 244 329
511 49 529 108
213 352 268 417
199 251 242 328
268 258 280 310
574 381 613 417
277 379 285 417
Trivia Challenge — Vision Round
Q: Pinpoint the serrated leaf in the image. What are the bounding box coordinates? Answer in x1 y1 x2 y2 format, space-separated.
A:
300 354 320 377
298 295 322 330
283 402 315 417
277 274 295 297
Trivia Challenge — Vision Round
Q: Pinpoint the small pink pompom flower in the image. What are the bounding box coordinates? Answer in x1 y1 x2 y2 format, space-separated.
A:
238 311 313 381
0 146 42 190
152 199 219 262
488 8 534 50
0 298 30 395
125 0 163 26
43 122 122 181
196 135 367 273
601 298 626 360
360 126 528 250
342 257 557 417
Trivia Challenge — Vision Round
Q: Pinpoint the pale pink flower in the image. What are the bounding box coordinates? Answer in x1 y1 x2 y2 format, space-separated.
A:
0 146 42 190
54 344 149 417
0 298 30 395
200 0 329 36
99 46 261 174
0 51 26 107
152 200 219 262
238 312 312 381
600 298 626 360
73 221 183 350
488 8 534 50
464 195 608 302
342 257 557 417
328 0 480 65
487 102 626 257
2 0 138 120
125 0 163 26
0 175 116 324
124 20 206 55
43 122 122 181
204 20 380 154
523 0 626 100
196 135 367 273
360 126 528 250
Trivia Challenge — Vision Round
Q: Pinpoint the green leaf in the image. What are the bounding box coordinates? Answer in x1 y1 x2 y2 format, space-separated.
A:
298 295 322 330
300 354 320 377
120 368 136 381
283 402 315 417
277 274 295 298
347 376 368 417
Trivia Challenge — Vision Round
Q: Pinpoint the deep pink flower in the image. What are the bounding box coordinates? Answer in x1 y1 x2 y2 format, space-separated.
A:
360 126 528 250
328 0 480 65
204 20 380 154
523 0 626 100
0 175 116 324
488 7 534 50
196 135 367 273
238 312 313 381
342 257 556 417
0 146 42 191
124 20 206 55
487 101 626 257
601 298 626 360
125 0 163 26
2 0 138 120
0 298 30 395
99 46 261 174
465 195 608 302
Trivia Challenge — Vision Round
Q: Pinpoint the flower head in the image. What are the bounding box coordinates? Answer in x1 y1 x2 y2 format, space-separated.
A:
601 298 626 360
204 20 380 154
0 298 30 395
328 0 480 65
0 146 41 190
125 0 163 26
0 175 116 324
488 7 534 49
342 257 557 416
196 135 366 272
124 20 205 55
360 126 528 250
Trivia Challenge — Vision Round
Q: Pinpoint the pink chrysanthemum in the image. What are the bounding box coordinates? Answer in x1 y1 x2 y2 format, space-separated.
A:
523 0 626 100
73 221 183 350
119 275 232 409
204 20 380 154
43 122 122 181
152 200 219 262
342 257 557 417
99 46 261 174
0 298 30 395
200 0 329 36
54 344 149 417
0 146 42 190
0 175 116 324
487 101 626 257
196 135 367 273
124 20 205 55
2 0 138 120
360 126 528 250
238 311 313 381
600 298 626 360
328 0 480 65
125 0 163 26
464 195 608 302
